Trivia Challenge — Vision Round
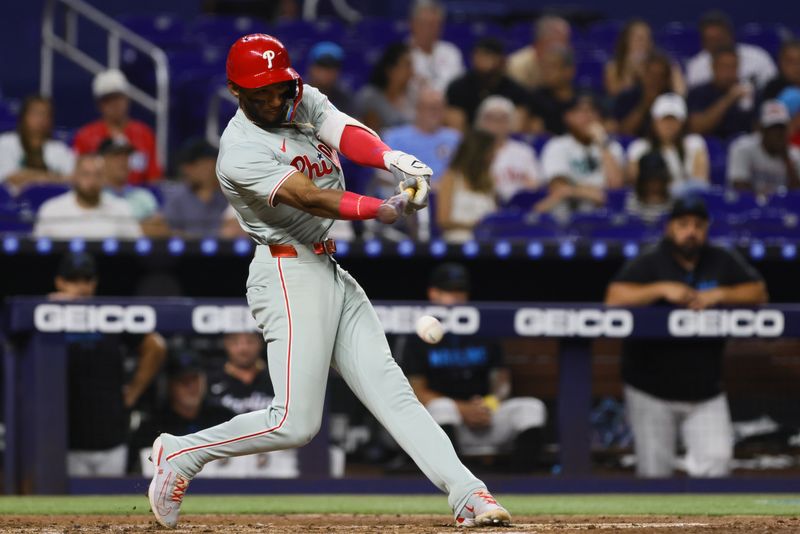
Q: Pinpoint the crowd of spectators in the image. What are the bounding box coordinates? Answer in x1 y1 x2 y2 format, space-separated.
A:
2 4 800 244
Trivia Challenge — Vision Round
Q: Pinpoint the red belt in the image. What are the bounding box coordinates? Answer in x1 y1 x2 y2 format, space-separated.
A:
268 239 336 258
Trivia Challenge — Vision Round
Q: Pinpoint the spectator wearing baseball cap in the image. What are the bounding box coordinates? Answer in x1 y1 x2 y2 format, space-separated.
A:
72 69 162 185
627 93 710 194
304 41 353 116
727 100 800 195
606 196 768 478
535 94 624 221
98 137 167 236
162 139 229 238
445 37 530 132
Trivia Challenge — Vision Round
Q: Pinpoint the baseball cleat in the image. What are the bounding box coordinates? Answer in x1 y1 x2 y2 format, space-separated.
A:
148 435 190 529
455 489 511 528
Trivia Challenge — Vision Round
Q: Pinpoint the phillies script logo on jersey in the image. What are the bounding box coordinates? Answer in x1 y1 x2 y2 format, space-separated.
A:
291 144 338 180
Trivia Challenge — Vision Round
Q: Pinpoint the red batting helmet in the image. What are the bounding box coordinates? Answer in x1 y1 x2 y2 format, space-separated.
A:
226 33 303 122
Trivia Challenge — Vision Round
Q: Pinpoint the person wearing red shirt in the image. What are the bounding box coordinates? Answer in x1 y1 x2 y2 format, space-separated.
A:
73 69 162 184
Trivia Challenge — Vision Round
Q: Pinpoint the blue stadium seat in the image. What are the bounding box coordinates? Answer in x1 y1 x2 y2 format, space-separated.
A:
737 23 784 57
704 136 728 186
186 16 269 47
584 20 625 51
503 189 547 210
474 211 558 239
605 188 629 213
17 184 70 212
575 57 606 93
118 14 188 48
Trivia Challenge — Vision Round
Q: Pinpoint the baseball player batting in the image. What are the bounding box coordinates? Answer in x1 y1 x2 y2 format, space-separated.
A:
147 34 511 529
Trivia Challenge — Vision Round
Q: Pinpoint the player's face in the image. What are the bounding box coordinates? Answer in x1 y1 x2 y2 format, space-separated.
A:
224 333 263 369
54 276 97 298
235 81 296 127
666 216 709 259
653 116 682 143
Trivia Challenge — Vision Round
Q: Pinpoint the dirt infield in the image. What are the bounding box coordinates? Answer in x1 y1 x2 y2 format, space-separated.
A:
0 514 799 533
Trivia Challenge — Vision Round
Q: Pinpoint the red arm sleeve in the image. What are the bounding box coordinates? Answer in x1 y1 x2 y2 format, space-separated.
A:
338 125 391 169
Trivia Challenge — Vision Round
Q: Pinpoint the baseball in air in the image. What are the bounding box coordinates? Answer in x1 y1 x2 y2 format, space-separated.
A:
416 315 444 344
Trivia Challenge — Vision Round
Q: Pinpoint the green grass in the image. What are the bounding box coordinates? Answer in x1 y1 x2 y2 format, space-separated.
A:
0 494 798 516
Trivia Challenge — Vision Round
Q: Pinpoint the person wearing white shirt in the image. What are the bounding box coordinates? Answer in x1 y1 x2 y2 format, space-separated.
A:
34 154 142 239
627 93 709 195
0 95 75 193
536 95 624 219
727 100 800 195
686 11 777 89
408 0 465 94
475 95 541 203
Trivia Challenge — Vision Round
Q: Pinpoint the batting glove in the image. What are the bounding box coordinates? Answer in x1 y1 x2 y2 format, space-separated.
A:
383 150 432 211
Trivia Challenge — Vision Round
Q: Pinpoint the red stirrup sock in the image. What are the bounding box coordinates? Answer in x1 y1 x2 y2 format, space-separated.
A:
339 125 391 169
338 191 383 220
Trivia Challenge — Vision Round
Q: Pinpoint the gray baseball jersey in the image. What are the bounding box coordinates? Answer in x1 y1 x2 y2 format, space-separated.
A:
216 85 344 244
158 84 485 515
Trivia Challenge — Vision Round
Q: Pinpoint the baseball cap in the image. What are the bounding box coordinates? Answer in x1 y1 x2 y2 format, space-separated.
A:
429 263 471 292
308 41 344 68
668 195 709 221
777 87 800 117
167 349 205 379
97 136 134 155
177 138 219 165
760 100 790 127
92 69 129 99
57 252 97 280
651 93 687 121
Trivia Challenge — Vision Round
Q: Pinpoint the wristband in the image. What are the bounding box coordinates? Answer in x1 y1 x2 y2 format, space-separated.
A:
338 191 383 220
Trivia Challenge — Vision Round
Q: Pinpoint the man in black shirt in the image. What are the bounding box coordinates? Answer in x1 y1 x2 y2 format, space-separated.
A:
528 47 578 135
53 252 167 476
445 38 530 131
400 263 546 471
688 47 756 139
761 41 800 101
605 197 767 477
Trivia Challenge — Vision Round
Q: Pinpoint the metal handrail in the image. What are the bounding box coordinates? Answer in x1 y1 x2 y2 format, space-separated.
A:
205 85 238 147
40 0 170 166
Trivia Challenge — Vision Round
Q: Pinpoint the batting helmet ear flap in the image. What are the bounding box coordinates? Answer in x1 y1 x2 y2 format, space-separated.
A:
284 77 304 122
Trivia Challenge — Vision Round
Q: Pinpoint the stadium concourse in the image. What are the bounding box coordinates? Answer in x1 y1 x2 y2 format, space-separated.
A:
1 3 800 534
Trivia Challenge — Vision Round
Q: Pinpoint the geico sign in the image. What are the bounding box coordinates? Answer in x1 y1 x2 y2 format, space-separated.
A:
34 304 156 333
668 309 784 337
374 305 479 335
192 306 259 334
514 308 633 337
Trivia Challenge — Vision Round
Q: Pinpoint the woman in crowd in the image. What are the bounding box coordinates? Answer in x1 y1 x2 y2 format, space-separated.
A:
627 93 709 193
354 43 415 133
625 150 672 223
437 129 498 243
0 95 75 193
604 19 685 97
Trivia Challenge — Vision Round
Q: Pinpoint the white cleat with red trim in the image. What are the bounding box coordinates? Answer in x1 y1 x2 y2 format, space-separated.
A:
148 435 191 529
454 489 511 528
